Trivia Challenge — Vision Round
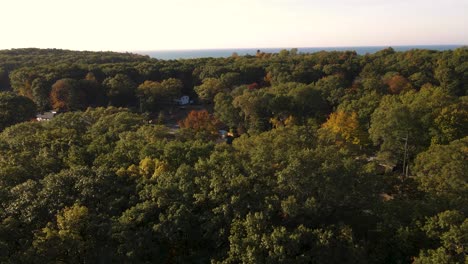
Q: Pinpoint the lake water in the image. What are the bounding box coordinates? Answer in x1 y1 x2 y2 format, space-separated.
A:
137 45 464 60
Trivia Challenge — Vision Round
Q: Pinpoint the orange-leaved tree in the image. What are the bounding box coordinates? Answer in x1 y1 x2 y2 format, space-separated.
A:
50 78 85 111
385 74 413 94
178 110 221 137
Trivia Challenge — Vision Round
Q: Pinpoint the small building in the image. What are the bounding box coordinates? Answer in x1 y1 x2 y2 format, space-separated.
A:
218 130 228 137
36 111 57 121
174 95 191 105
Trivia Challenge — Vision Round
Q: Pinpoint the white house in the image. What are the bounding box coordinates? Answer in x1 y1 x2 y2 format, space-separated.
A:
174 95 191 105
36 111 57 121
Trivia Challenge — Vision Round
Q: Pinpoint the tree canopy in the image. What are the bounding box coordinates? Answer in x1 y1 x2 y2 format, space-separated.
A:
0 47 466 263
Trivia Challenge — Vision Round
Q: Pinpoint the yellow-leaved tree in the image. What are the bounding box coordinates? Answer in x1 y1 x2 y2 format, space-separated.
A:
33 204 93 262
319 111 368 148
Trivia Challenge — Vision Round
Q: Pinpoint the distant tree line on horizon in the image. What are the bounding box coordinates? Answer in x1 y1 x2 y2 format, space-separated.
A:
0 47 466 263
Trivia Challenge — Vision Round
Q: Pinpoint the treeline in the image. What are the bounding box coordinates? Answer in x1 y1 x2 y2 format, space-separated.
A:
0 47 466 263
1 48 466 112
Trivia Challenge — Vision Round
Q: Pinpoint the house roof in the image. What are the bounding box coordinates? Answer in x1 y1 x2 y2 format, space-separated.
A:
36 111 56 120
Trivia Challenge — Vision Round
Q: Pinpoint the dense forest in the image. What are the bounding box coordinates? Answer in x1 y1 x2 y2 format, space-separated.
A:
0 47 466 263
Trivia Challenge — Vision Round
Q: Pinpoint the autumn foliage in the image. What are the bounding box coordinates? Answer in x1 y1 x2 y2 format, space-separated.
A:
320 111 367 146
385 74 413 94
50 79 85 111
178 110 221 136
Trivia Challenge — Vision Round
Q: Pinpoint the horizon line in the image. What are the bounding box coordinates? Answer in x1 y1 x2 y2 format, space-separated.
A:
131 44 466 53
0 44 465 54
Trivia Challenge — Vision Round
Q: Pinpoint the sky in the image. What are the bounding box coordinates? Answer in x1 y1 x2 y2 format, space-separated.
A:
1 0 467 52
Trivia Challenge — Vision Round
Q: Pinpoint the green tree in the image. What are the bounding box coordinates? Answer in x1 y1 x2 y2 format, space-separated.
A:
137 78 182 111
432 97 468 144
222 212 364 264
369 95 419 168
31 77 51 111
0 67 9 91
103 74 137 107
195 78 225 103
220 72 242 88
338 90 382 128
414 210 467 264
288 83 329 122
412 137 467 207
434 48 467 96
79 72 106 107
232 89 273 133
214 92 242 129
0 92 36 131
86 110 145 168
315 75 347 107
33 204 97 263
112 201 168 263
369 86 454 168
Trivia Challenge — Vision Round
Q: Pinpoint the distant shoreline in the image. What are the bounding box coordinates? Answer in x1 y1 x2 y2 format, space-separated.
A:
136 45 465 60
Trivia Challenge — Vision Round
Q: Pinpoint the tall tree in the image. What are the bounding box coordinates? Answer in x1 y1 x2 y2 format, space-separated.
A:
0 92 36 131
0 67 10 91
178 110 221 139
195 78 225 103
137 78 182 111
435 48 468 96
103 74 136 107
31 77 51 111
214 92 242 129
50 78 85 111
319 111 368 148
369 86 454 168
412 137 467 207
32 204 98 263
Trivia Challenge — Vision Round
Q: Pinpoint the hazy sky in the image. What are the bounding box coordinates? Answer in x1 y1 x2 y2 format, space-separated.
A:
1 0 467 51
